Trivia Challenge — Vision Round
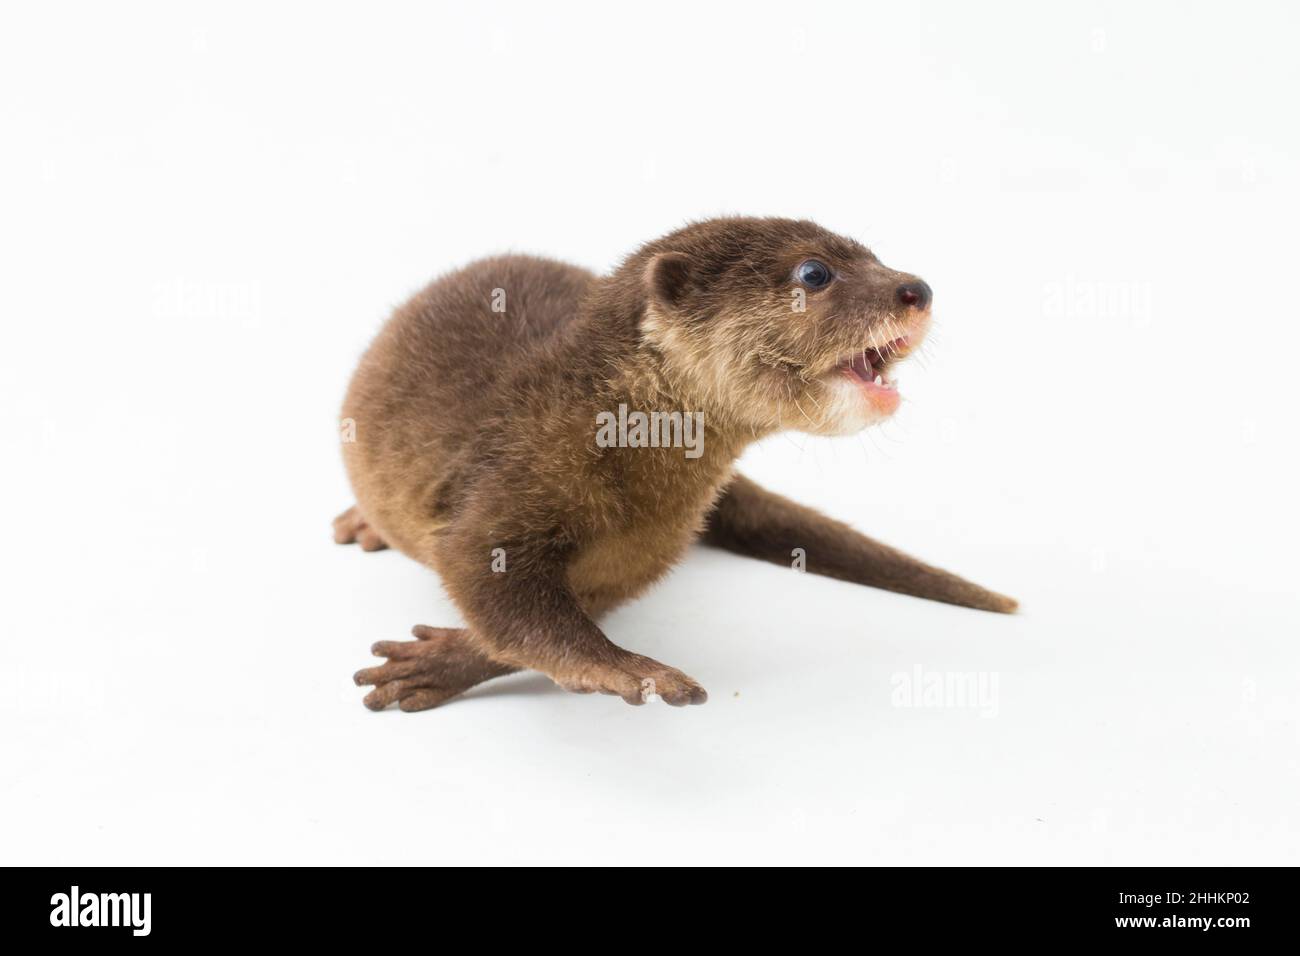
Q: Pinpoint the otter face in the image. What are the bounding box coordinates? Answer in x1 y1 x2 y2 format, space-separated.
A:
640 217 933 436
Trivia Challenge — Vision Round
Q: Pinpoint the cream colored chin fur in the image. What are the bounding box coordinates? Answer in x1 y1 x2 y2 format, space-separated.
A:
794 376 892 436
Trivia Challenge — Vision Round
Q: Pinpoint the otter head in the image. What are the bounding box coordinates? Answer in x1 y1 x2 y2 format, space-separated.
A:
638 217 933 436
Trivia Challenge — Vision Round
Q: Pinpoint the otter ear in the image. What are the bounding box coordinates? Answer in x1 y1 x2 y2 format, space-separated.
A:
644 252 694 308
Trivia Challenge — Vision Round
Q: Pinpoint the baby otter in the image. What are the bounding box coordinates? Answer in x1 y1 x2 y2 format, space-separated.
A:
337 217 1016 711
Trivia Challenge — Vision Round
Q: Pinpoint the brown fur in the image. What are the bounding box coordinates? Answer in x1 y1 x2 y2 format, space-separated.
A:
339 218 1016 711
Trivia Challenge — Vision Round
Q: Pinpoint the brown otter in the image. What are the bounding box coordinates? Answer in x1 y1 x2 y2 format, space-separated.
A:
337 217 1016 711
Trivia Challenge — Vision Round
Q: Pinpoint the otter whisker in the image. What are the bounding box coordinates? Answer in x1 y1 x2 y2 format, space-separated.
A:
791 397 816 429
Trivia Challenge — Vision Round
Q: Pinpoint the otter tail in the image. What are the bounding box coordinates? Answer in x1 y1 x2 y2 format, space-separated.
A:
701 474 1018 614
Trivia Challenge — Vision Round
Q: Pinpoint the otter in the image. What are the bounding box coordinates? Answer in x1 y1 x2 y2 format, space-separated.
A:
336 217 1016 711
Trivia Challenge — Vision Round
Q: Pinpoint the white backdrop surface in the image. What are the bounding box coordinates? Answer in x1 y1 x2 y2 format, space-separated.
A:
1 1 1296 864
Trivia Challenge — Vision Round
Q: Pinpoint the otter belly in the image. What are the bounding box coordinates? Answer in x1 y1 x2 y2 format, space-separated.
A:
566 528 695 617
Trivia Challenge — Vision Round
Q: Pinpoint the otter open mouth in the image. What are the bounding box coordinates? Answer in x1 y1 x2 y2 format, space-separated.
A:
839 337 908 392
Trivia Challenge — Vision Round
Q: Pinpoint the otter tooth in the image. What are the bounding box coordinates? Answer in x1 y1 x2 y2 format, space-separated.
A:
873 374 883 385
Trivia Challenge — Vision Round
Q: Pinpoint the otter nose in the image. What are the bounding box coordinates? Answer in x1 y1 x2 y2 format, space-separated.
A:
896 280 932 310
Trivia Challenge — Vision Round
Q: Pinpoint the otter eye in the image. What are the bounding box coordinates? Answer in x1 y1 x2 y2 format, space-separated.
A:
796 259 833 289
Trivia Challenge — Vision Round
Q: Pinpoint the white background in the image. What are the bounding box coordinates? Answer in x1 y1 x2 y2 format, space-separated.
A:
2 1 1297 865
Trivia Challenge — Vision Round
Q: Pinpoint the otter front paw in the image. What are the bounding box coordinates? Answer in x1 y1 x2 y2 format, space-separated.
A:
556 653 708 707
